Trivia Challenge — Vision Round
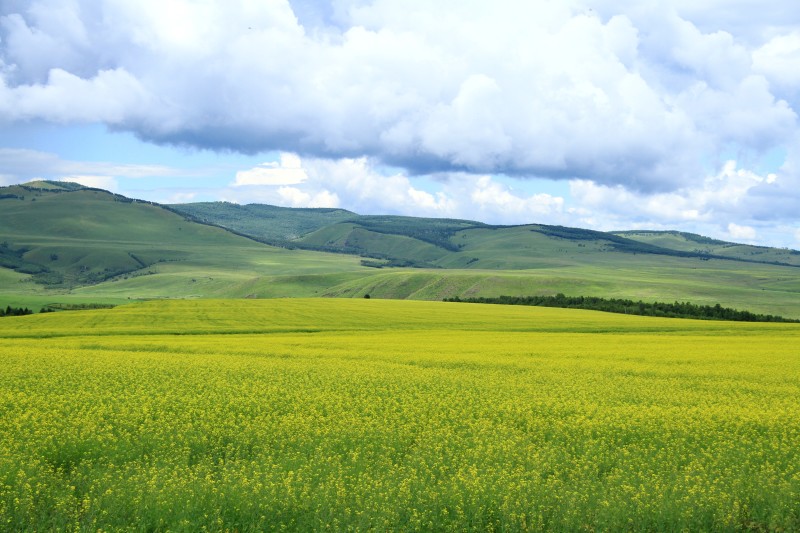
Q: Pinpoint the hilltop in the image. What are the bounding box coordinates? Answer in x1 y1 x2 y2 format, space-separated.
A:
1 181 799 317
172 201 800 270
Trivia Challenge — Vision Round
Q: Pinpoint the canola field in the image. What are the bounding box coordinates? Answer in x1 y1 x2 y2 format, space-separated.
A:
1 299 799 531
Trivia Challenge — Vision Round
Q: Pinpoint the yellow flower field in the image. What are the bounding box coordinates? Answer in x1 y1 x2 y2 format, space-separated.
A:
1 299 799 530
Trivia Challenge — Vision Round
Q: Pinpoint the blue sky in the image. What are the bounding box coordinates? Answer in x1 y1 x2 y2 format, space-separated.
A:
2 1 800 247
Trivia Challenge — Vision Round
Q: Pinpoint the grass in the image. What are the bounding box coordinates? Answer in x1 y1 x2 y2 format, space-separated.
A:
3 183 800 319
167 201 358 242
0 186 370 306
1 299 799 530
315 258 800 318
616 230 800 267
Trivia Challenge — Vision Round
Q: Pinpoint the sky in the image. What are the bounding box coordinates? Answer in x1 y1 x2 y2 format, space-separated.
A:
1 1 800 248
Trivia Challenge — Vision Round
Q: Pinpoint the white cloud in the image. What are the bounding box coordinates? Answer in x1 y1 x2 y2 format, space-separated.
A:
277 186 339 208
753 32 800 91
571 160 783 224
566 159 800 246
468 176 564 224
1 0 798 192
228 155 458 216
0 68 150 123
677 75 796 150
222 152 566 225
234 153 308 186
727 222 757 241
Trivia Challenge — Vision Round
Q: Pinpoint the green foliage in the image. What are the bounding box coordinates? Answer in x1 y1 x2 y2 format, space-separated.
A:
0 242 50 275
167 201 357 243
29 271 65 285
168 202 482 253
616 230 800 267
446 294 799 322
351 215 483 251
0 305 33 317
41 303 116 312
532 225 722 259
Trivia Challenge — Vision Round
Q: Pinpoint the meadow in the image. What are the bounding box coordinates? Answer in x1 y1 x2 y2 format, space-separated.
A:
1 299 799 530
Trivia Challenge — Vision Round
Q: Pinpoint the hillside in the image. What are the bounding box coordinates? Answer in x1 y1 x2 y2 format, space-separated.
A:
2 181 800 317
0 181 367 306
171 201 358 243
171 201 800 271
614 230 800 267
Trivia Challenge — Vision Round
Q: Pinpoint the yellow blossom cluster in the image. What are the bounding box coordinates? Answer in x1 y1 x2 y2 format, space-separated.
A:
0 299 798 530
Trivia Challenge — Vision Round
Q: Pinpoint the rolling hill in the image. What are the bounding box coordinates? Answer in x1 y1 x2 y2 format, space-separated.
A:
0 181 367 308
2 181 800 317
614 230 800 267
173 201 800 270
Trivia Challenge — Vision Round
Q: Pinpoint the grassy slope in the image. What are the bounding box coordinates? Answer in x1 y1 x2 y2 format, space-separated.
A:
169 202 482 247
316 260 800 318
174 201 800 273
298 223 451 264
3 182 800 317
616 230 800 267
1 300 799 530
169 201 357 241
0 184 367 307
301 224 800 317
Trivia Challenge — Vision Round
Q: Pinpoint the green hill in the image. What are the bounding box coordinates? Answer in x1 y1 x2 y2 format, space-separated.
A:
0 182 367 307
171 202 794 270
171 201 358 242
614 230 800 267
2 181 800 318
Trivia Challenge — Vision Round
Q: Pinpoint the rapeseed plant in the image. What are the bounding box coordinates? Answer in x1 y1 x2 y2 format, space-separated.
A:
0 299 798 530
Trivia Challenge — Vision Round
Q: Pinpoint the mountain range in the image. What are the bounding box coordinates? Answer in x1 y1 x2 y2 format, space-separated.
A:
2 180 799 317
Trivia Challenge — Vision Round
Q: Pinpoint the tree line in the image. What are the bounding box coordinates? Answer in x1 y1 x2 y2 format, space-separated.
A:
444 294 799 323
0 305 34 317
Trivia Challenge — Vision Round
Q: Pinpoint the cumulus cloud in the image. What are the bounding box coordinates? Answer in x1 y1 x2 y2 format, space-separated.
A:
571 160 759 223
468 176 565 224
233 153 308 186
226 154 453 215
1 0 798 192
727 222 757 241
3 1 800 247
753 32 800 103
567 159 800 245
0 68 150 123
223 152 566 225
277 186 340 208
